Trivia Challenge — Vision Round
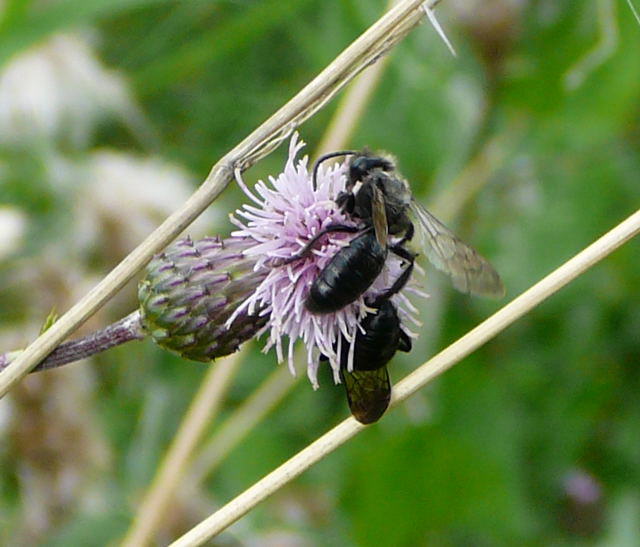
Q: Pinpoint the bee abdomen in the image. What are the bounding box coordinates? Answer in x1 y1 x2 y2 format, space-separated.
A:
305 232 386 314
350 301 403 370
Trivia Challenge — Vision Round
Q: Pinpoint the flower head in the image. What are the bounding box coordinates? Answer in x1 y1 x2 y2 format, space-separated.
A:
139 235 269 362
230 134 418 388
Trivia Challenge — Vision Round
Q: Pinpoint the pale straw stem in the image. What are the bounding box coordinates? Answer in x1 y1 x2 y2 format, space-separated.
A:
172 419 365 547
185 0 401 491
189 362 300 486
121 348 246 547
0 0 433 397
122 13 407 538
170 208 640 546
314 56 391 158
391 208 640 400
314 0 398 157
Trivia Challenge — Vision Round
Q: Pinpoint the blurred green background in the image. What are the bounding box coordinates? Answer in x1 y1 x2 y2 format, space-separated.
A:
1 0 640 545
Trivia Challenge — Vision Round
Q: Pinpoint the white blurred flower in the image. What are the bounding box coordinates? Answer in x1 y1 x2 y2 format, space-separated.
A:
450 0 525 27
0 33 142 146
75 150 217 253
0 206 27 259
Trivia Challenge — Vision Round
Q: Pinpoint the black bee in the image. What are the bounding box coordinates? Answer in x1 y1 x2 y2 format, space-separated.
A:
339 299 410 424
340 266 414 423
283 150 415 313
286 149 505 314
319 262 413 423
304 228 416 314
303 150 505 422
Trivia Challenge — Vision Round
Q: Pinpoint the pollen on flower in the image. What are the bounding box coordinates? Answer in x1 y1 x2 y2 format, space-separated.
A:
229 134 415 388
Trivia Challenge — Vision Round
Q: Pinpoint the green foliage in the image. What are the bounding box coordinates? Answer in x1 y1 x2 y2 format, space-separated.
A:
1 0 639 544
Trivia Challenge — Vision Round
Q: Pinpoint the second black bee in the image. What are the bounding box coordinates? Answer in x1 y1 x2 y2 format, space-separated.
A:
321 266 413 423
338 297 412 424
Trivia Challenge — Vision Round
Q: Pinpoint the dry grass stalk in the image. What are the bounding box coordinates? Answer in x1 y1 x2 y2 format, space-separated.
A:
115 1 433 544
170 208 640 546
0 0 432 397
121 348 246 547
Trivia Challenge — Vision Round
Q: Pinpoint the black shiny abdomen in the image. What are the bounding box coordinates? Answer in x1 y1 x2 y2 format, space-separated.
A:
305 231 386 314
337 299 412 424
345 300 411 371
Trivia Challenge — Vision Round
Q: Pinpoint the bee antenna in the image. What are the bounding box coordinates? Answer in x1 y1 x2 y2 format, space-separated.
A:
312 150 357 190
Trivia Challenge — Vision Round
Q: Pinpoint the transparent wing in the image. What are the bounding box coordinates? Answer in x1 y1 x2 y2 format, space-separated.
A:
341 366 391 424
370 184 389 248
409 199 505 298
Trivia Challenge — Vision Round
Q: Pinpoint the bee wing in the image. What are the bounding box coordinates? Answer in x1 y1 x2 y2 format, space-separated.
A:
371 184 389 248
341 366 391 424
409 199 505 298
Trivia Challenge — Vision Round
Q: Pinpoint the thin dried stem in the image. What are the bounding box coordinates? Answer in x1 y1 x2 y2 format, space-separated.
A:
172 421 365 547
0 0 433 397
314 55 391 158
185 0 402 492
314 0 398 157
121 348 246 547
122 14 409 538
189 362 299 486
391 209 640 398
170 208 640 546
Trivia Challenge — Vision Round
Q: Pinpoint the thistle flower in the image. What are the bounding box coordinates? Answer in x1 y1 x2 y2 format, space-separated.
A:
136 134 419 387
2 135 420 389
230 134 418 388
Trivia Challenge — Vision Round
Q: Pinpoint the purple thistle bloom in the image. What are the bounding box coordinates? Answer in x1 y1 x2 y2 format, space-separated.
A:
230 134 420 388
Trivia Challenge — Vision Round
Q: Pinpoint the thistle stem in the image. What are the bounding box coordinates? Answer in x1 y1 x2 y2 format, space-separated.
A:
0 312 145 373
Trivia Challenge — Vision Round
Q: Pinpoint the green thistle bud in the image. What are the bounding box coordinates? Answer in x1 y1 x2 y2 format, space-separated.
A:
138 236 268 362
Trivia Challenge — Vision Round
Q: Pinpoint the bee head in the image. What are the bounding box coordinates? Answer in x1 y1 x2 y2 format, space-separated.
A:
348 150 396 187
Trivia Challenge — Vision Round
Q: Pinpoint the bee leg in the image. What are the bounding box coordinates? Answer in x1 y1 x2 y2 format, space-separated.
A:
280 224 363 265
390 244 416 263
396 221 415 245
376 244 416 300
369 248 414 308
335 190 355 214
398 329 412 353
